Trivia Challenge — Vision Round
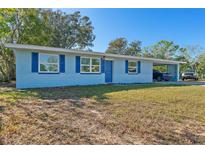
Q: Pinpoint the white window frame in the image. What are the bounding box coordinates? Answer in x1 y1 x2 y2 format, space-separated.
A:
128 61 138 74
80 57 101 73
38 53 59 73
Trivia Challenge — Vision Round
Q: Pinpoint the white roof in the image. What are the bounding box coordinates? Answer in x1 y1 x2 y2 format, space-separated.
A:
5 43 185 64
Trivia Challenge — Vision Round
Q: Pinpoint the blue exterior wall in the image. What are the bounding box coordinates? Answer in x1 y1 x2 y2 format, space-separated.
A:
15 50 105 88
112 59 153 83
15 49 154 88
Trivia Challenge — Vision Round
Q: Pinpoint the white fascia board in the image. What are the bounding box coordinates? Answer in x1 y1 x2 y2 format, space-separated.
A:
5 43 186 64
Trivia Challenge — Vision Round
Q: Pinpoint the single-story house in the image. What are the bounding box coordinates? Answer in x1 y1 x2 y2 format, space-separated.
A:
5 43 184 89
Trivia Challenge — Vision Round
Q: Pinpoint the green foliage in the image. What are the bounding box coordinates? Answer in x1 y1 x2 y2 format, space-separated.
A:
47 10 95 49
0 9 17 81
153 65 167 72
196 53 205 78
105 38 142 56
141 46 154 58
142 40 180 60
105 38 128 54
125 40 142 56
17 9 52 46
175 48 191 73
0 9 95 81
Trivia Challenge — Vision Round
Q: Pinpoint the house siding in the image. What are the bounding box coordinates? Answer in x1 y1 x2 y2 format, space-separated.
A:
112 59 153 83
15 50 105 88
15 49 154 88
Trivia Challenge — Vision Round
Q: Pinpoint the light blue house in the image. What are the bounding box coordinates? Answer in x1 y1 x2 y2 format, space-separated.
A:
6 43 183 89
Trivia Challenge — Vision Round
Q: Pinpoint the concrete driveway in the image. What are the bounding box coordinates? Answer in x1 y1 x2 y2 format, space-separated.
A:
155 81 205 86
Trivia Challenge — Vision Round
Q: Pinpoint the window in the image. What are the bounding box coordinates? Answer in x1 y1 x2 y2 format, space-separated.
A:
39 53 59 73
81 57 100 73
128 61 138 73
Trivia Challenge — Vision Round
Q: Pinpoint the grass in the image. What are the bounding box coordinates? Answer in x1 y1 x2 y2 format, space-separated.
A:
1 83 205 144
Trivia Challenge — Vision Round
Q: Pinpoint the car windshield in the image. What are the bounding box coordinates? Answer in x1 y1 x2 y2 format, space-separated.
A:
185 72 194 75
153 70 161 73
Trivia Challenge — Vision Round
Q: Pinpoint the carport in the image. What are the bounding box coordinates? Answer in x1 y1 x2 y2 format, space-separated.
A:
152 59 182 82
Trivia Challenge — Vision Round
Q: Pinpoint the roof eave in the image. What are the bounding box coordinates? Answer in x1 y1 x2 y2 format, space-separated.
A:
5 43 185 64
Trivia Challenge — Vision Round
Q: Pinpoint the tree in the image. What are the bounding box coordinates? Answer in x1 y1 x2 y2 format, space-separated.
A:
0 9 95 81
150 40 180 60
105 38 142 56
0 9 19 81
105 38 128 55
142 46 154 58
17 9 53 46
0 9 52 45
186 45 203 71
175 47 191 73
48 10 95 49
175 45 204 74
141 40 180 60
125 40 142 56
196 53 205 78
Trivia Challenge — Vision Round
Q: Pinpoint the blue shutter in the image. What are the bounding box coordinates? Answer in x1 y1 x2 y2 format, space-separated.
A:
101 58 105 73
60 55 65 73
32 52 38 72
125 60 128 73
76 56 80 73
138 61 141 73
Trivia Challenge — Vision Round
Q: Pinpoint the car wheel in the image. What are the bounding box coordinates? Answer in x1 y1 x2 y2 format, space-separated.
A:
157 76 162 81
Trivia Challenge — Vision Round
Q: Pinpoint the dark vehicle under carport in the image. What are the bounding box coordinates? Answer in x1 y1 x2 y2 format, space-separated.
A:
153 62 180 82
153 70 173 81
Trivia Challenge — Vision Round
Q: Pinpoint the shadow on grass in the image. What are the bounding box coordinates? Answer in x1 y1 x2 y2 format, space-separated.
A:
26 83 188 102
0 82 189 108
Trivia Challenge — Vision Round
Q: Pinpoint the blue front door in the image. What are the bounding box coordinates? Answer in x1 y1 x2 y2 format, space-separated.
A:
105 60 113 83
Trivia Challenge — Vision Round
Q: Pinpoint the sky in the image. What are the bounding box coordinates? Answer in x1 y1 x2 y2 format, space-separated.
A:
61 8 205 52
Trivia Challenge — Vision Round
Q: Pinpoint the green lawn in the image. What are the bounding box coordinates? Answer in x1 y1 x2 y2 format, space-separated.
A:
1 83 205 144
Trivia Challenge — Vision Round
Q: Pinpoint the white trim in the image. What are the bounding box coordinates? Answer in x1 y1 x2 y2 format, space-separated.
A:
38 53 60 73
80 57 101 73
5 43 186 65
104 58 113 61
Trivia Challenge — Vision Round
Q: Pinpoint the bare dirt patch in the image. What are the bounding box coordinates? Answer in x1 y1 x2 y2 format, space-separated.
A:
1 83 205 144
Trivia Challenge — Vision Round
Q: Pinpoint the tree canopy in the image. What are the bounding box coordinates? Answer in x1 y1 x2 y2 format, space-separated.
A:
105 38 128 55
126 40 142 56
105 38 142 56
197 53 205 78
0 9 95 49
0 9 95 81
148 40 180 60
